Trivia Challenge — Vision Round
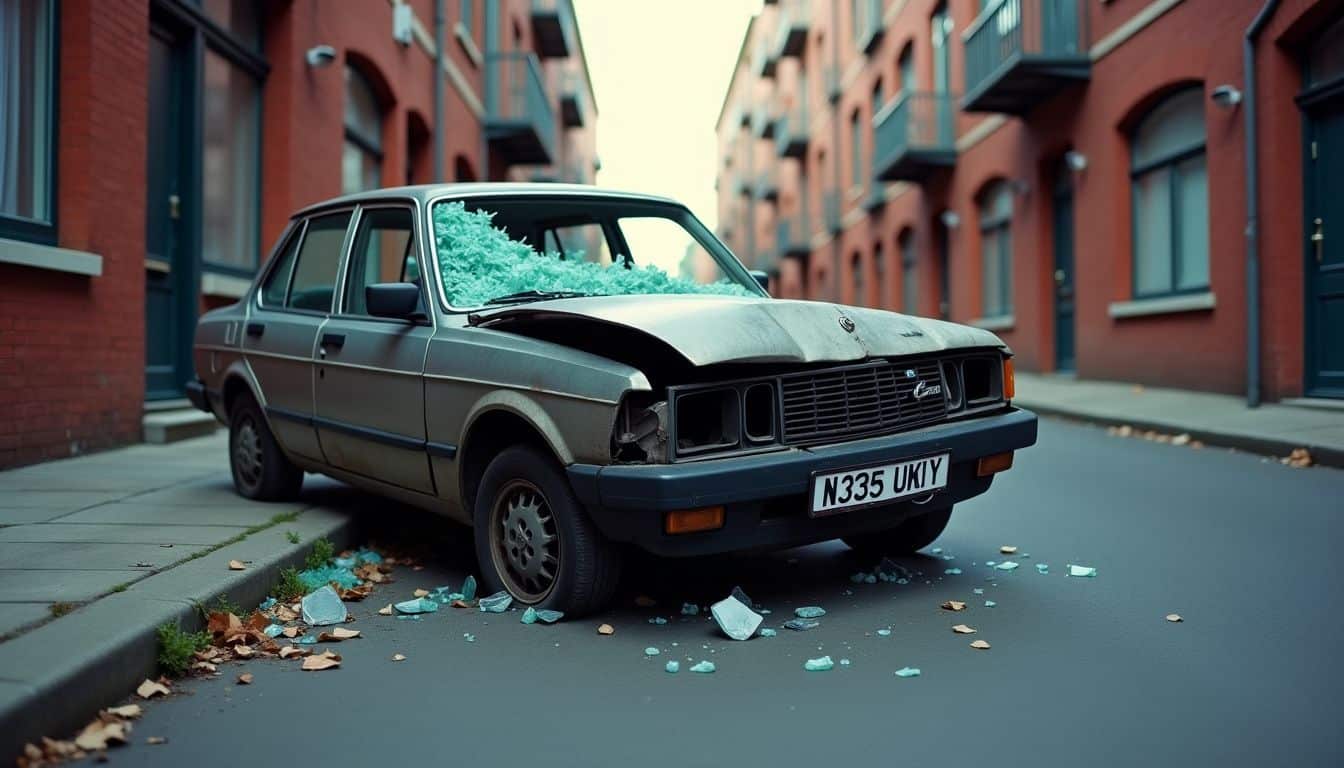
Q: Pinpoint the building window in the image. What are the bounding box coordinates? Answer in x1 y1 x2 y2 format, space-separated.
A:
872 79 883 123
897 43 914 96
200 0 261 52
850 252 863 306
849 109 862 189
1130 87 1208 298
343 65 383 194
979 182 1013 317
873 241 884 307
899 229 916 314
202 49 261 271
460 0 474 34
0 0 56 243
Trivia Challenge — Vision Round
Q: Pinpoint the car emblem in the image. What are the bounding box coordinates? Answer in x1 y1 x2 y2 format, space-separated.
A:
838 315 855 333
904 369 917 379
913 380 943 400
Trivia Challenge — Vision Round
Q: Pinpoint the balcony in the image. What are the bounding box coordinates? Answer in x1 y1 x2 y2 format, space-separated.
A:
777 217 811 259
774 0 810 58
734 173 752 198
963 0 1090 115
485 52 557 165
873 91 956 183
774 85 808 158
531 0 576 59
864 180 886 211
858 0 884 55
756 166 779 201
755 36 778 79
752 104 776 139
559 71 586 128
823 190 841 234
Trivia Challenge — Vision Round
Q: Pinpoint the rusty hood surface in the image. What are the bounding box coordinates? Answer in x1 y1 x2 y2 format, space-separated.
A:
471 294 1006 367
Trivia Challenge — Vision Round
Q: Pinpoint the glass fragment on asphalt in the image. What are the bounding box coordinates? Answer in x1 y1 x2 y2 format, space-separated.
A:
395 615 422 622
478 591 513 613
804 655 834 671
973 588 985 595
300 585 348 626
461 575 478 601
984 600 997 608
263 624 283 638
521 606 538 624
294 634 317 645
894 667 921 678
394 597 440 614
794 606 826 619
535 609 564 623
986 561 997 567
994 561 1020 572
681 602 699 616
597 623 615 635
850 572 868 584
839 659 851 667
710 595 763 641
1035 563 1049 574
665 660 680 673
1067 564 1098 577
463 633 476 642
951 624 976 634
945 568 963 575
931 547 943 554
298 565 361 591
758 628 777 637
690 660 716 673
1000 545 1018 554
644 646 661 656
648 617 668 625
730 585 755 609
258 597 276 611
783 618 820 631
876 629 892 637
864 574 877 584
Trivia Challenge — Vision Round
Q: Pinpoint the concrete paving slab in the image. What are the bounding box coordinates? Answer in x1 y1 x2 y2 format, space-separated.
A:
125 478 264 506
0 542 206 571
0 523 246 546
0 491 121 510
0 570 135 603
0 604 53 639
0 507 78 526
54 501 299 527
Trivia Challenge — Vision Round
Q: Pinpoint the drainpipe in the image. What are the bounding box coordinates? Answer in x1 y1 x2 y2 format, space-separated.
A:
433 0 446 181
1243 0 1279 408
829 0 842 303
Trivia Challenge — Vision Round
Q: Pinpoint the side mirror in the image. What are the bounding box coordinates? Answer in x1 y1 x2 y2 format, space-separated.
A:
749 270 770 291
366 282 422 319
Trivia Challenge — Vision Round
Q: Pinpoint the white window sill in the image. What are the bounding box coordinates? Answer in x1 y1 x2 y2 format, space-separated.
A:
454 22 482 68
970 314 1015 331
1108 291 1215 319
0 238 102 277
202 272 253 300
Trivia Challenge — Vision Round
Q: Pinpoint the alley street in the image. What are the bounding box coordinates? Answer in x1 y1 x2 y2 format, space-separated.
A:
100 418 1344 767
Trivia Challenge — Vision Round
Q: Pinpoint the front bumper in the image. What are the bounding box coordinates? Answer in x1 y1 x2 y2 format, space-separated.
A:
567 406 1037 557
185 379 211 413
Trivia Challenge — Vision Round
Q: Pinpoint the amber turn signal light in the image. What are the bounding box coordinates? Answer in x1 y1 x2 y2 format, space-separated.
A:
977 452 1014 477
1003 358 1015 400
665 506 725 535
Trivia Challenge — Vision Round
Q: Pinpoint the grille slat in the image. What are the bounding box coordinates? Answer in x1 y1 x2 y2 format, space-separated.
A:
779 360 948 444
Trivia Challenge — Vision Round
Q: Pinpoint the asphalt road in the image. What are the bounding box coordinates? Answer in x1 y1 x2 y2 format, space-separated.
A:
117 419 1343 767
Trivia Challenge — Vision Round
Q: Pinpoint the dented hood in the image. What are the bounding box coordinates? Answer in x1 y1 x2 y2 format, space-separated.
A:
472 294 1006 367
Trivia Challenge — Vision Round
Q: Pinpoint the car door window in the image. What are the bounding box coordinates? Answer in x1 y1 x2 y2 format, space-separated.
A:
343 207 418 316
259 226 303 307
286 211 352 312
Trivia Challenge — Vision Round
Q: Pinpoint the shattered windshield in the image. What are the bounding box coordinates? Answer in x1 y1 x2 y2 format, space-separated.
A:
430 197 761 308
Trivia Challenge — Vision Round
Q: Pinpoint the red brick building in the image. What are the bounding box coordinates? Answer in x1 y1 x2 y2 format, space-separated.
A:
716 0 1343 404
0 0 598 467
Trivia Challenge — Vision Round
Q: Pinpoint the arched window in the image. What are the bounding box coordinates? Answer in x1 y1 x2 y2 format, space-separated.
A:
343 64 383 193
979 182 1013 317
849 108 862 189
899 228 917 314
1130 87 1208 297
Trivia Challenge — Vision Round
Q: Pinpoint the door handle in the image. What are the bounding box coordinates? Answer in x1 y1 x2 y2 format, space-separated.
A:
1312 218 1324 263
321 332 346 350
1054 269 1066 285
245 322 265 338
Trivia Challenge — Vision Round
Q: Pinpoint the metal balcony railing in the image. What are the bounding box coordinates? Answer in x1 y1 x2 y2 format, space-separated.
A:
774 0 810 58
775 82 809 158
560 70 586 128
756 166 779 201
485 52 557 165
777 217 812 258
872 91 956 182
755 35 778 78
962 0 1090 114
531 0 575 58
858 0 885 55
752 104 776 139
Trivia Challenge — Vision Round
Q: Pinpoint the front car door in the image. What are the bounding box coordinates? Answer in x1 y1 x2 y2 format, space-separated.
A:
243 210 353 461
313 203 435 494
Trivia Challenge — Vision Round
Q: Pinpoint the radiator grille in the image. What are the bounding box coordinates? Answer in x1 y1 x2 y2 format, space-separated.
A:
779 360 947 444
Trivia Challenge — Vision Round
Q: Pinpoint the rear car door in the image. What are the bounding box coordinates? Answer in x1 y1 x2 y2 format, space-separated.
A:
313 203 435 494
243 211 353 461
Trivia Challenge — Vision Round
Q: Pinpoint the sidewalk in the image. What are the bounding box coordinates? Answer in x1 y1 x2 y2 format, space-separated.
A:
1014 372 1344 468
0 433 359 759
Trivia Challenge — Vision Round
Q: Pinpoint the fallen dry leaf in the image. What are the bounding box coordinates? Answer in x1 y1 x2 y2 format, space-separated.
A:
146 737 167 745
634 595 656 608
278 645 309 659
412 565 425 571
274 605 299 622
232 644 254 658
1284 448 1313 468
193 647 219 661
317 627 360 642
136 679 170 699
282 626 301 638
952 624 977 634
190 661 217 674
970 639 991 650
999 545 1018 555
1171 433 1191 446
339 584 373 601
940 600 966 612
377 604 393 616
1166 613 1183 623
356 564 386 583
207 612 242 636
1132 385 1145 394
302 651 341 671
450 599 473 609
1117 425 1134 437
74 719 129 752
237 673 254 685
392 653 406 662
103 705 142 720
1190 440 1205 449
413 588 430 598
228 559 246 571
597 623 615 635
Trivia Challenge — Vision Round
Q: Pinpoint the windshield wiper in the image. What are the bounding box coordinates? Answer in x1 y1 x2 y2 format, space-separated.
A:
483 289 593 306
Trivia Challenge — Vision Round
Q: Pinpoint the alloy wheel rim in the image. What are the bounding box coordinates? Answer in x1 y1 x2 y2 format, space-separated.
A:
490 479 560 603
233 418 263 488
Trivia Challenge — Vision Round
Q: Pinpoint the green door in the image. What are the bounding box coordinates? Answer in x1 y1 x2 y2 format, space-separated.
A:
1304 96 1344 397
1052 161 1076 372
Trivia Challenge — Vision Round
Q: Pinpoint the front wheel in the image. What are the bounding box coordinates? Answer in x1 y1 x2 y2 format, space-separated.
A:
228 394 303 501
472 445 621 616
842 506 953 558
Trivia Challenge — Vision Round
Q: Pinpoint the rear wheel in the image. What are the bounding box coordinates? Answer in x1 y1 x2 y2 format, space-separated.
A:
473 445 621 616
842 506 953 558
228 394 303 501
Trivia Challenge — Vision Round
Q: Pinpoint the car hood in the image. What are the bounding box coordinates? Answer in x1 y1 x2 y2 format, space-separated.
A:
471 294 1005 367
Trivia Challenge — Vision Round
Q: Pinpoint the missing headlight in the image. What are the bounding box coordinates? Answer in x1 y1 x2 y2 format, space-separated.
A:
742 383 776 443
674 388 740 456
614 397 668 463
961 356 1003 406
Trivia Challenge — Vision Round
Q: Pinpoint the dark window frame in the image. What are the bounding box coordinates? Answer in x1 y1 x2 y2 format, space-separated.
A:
979 182 1013 317
0 0 60 246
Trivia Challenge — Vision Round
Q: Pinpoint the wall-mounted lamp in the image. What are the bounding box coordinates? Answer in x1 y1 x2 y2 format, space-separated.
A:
939 210 960 229
1211 85 1243 109
1064 150 1088 172
305 45 337 68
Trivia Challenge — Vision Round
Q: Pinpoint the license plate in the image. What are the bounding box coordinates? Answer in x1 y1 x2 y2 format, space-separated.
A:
809 453 950 516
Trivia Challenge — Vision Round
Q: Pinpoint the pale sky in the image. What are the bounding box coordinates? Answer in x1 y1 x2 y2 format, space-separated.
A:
573 0 761 233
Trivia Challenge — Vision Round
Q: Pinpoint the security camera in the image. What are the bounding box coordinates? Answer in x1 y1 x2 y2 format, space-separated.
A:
305 45 337 68
1211 85 1242 109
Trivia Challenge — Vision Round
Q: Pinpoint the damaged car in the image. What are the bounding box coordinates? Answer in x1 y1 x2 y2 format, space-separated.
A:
188 184 1038 615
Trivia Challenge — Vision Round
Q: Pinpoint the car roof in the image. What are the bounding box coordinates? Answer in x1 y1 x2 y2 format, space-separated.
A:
292 183 684 219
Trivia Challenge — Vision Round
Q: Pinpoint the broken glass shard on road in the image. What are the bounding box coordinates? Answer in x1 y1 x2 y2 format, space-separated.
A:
710 595 763 641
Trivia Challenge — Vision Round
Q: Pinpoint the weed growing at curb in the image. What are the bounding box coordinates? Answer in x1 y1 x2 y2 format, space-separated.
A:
305 538 335 570
286 530 300 544
274 567 305 601
156 622 211 676
110 583 129 593
49 602 77 618
195 594 243 620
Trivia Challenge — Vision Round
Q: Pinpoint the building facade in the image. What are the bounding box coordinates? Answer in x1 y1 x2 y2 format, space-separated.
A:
0 0 598 467
715 0 1343 403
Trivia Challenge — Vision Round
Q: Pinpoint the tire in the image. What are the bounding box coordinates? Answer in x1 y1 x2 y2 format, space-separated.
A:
843 506 953 558
228 393 303 501
473 445 621 616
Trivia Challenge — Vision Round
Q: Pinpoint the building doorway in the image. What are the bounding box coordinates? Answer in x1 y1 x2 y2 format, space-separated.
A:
1052 158 1076 372
1302 15 1344 398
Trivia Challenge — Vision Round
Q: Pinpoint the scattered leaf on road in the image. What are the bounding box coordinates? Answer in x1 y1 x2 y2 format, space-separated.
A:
392 653 406 662
597 623 615 635
237 673 253 685
282 626 300 638
1283 448 1313 468
278 646 309 659
74 719 129 752
413 589 430 597
103 705 142 720
232 645 253 658
147 737 167 745
136 679 170 699
952 624 976 634
940 600 966 612
228 560 246 571
191 661 217 674
317 627 360 641
301 650 341 671
377 604 393 616
1166 613 1183 622
999 545 1018 554
970 640 991 650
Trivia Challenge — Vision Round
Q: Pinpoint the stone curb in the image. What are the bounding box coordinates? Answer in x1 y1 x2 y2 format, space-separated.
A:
0 507 356 761
1018 399 1344 469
